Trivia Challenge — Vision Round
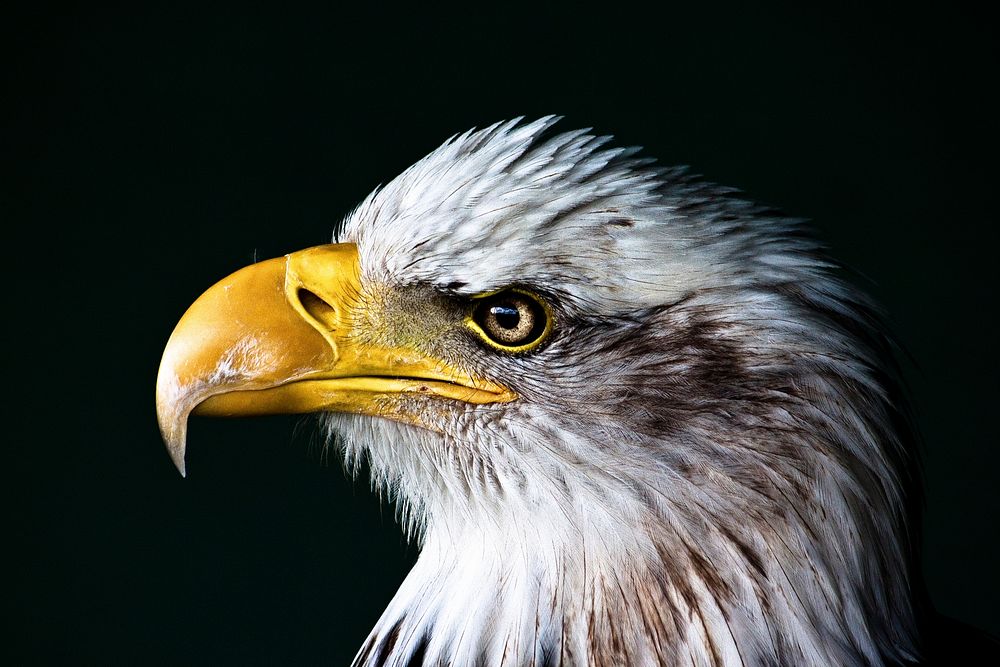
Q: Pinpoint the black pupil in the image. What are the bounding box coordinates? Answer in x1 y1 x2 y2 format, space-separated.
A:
490 303 520 330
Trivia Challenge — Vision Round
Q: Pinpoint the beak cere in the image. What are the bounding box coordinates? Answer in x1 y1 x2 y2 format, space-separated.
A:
155 243 514 477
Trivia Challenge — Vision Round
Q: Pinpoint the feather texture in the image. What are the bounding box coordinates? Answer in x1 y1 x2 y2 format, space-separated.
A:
324 118 920 666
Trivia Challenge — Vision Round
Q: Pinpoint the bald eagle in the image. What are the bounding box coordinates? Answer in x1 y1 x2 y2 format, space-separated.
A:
157 118 951 665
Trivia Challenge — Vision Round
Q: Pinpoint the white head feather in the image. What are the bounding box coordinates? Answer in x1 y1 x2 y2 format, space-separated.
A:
325 117 920 666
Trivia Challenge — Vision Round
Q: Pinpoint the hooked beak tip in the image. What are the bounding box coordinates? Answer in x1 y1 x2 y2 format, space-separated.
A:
157 407 189 478
156 373 191 478
170 445 188 478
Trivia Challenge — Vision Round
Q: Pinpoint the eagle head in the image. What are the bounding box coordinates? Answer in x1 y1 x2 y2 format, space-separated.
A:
156 117 919 666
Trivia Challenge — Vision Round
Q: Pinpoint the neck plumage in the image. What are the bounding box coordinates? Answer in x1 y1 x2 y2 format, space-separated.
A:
353 513 690 667
351 473 915 667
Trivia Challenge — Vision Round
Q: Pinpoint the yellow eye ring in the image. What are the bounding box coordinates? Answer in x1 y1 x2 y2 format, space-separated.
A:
464 288 553 353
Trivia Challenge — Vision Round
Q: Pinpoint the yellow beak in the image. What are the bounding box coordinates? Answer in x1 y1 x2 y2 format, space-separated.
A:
155 243 514 476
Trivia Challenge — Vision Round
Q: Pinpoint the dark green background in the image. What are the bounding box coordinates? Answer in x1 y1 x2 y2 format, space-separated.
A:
8 3 998 664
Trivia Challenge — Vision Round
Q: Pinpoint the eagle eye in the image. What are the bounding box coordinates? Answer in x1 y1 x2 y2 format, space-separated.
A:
467 289 551 352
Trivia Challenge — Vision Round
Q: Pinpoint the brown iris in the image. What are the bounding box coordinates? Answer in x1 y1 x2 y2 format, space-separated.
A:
469 290 551 351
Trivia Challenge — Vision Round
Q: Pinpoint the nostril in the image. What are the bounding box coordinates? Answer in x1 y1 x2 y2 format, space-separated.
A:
297 288 336 324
